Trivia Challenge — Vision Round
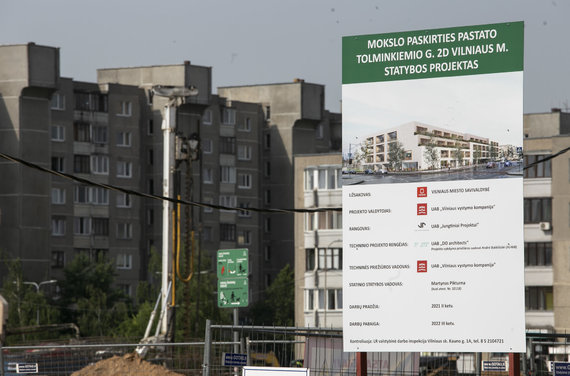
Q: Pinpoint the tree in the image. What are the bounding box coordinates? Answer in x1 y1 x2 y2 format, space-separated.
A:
453 144 464 167
353 139 372 169
473 148 482 165
423 137 439 170
249 264 294 326
59 253 130 337
388 141 405 171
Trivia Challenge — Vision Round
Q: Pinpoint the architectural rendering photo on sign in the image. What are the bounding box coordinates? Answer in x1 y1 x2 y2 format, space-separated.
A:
342 21 525 352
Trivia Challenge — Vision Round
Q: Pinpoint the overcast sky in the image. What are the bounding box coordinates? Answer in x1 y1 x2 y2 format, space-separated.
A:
1 0 568 114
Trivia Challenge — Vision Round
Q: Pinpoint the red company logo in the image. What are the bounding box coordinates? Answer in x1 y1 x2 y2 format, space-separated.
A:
417 260 428 273
417 203 427 215
417 187 427 198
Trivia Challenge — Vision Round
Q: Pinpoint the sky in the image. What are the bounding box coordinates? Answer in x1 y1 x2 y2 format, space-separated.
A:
1 0 568 114
342 72 524 153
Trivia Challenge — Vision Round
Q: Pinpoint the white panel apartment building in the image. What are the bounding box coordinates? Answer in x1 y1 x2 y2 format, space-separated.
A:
362 121 499 171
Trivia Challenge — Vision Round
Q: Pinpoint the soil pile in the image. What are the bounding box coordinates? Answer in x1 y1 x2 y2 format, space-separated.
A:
71 352 184 376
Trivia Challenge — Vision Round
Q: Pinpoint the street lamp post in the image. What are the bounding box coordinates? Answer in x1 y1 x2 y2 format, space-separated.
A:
22 280 57 325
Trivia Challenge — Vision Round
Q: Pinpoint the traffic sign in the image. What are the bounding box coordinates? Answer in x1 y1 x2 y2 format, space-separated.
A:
218 278 248 307
217 249 248 279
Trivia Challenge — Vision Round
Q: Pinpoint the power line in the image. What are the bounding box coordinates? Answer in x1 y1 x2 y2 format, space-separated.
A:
522 146 570 170
0 152 341 214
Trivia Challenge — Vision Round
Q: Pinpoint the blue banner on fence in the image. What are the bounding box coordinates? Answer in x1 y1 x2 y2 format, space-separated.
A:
222 353 247 366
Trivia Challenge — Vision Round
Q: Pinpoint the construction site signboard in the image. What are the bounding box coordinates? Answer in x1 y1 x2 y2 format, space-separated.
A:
342 22 525 352
217 248 249 308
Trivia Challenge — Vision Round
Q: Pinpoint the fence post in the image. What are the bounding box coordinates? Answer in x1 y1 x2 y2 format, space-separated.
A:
203 319 211 376
509 353 520 376
357 352 367 376
0 342 4 376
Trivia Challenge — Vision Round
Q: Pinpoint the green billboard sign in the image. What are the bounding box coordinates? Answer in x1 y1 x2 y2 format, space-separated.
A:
343 21 523 84
218 278 249 308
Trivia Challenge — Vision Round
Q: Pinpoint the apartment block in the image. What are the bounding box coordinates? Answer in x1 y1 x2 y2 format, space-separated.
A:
523 109 570 337
362 121 500 171
294 153 343 329
0 43 341 310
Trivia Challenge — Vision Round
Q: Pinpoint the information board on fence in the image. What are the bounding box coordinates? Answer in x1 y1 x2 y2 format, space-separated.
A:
342 21 525 352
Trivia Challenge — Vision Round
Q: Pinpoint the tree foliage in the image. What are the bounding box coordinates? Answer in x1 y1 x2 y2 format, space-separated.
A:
388 141 406 171
249 264 294 326
423 137 439 170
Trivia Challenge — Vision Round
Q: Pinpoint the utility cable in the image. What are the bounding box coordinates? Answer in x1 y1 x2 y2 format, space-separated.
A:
0 151 341 213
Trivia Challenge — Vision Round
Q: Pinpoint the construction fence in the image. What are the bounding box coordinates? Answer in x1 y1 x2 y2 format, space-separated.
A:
0 324 567 376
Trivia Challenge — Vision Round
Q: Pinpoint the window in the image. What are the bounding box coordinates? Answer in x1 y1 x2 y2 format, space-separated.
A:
51 125 65 141
51 156 65 173
238 202 251 217
318 289 325 309
116 192 132 208
525 286 553 311
116 253 133 269
51 187 66 205
203 197 213 213
310 167 341 190
91 187 109 205
265 161 271 177
74 185 90 203
148 179 154 194
203 168 213 184
117 131 132 147
74 217 91 235
306 210 342 230
75 92 107 112
74 122 91 142
328 289 343 310
305 289 314 310
237 145 252 160
524 154 551 178
220 166 236 183
202 139 213 154
75 248 108 262
318 248 342 270
92 126 108 144
117 161 132 178
264 218 271 233
219 195 237 211
264 190 271 205
316 123 324 139
220 224 236 241
525 242 552 266
51 92 65 110
117 222 133 239
51 217 66 236
146 208 154 226
238 117 252 132
524 198 552 223
74 155 90 173
264 245 271 261
203 109 212 125
92 218 109 236
118 101 132 116
306 248 315 270
265 105 271 120
238 173 252 189
147 119 154 135
220 137 236 154
222 108 236 125
51 251 65 268
202 226 212 241
91 155 109 175
264 133 271 149
117 283 132 296
237 230 251 245
148 149 154 165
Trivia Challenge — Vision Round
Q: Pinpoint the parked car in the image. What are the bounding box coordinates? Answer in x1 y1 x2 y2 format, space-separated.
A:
364 169 373 174
486 162 495 168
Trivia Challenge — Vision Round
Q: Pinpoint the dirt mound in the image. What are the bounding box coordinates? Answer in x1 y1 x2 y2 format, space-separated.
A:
71 352 184 376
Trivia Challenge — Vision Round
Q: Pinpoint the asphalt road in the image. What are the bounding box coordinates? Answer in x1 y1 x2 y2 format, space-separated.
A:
342 163 523 185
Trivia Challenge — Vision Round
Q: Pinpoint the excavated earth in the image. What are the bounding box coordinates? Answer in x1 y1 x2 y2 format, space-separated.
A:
71 352 185 376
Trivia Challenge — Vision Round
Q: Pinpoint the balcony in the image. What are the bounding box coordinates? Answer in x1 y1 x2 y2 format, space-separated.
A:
304 189 341 208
